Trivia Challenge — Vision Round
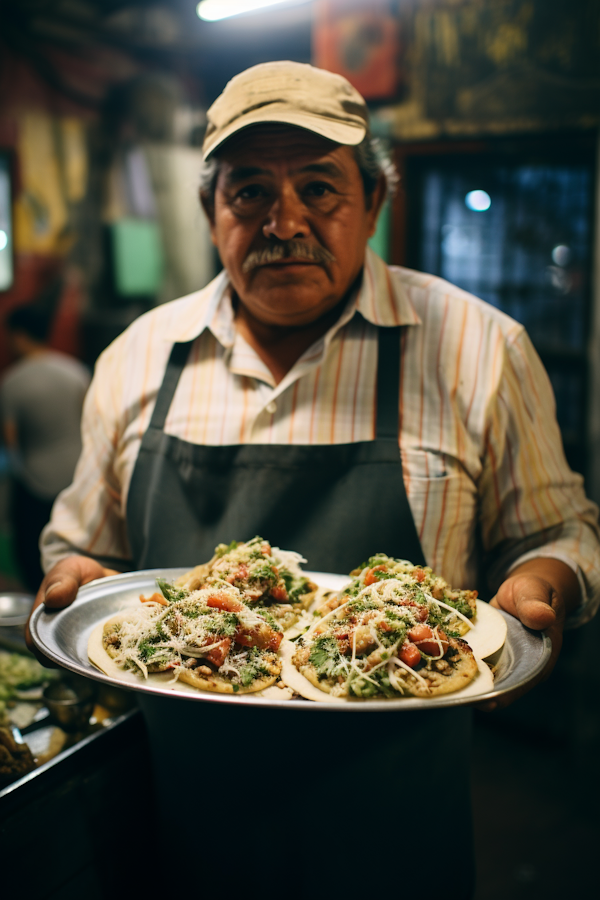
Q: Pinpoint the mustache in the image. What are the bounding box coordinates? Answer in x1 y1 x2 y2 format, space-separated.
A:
242 240 336 274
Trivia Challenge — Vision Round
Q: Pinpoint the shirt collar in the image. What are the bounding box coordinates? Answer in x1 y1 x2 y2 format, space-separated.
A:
162 246 421 345
355 246 421 326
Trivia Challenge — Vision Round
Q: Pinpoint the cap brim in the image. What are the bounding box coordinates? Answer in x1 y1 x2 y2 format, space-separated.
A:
204 109 366 159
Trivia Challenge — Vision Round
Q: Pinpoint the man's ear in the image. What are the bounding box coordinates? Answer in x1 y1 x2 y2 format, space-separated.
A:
199 189 218 245
366 174 388 238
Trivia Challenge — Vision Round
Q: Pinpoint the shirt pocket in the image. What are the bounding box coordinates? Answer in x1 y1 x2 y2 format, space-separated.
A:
402 448 451 481
402 447 479 581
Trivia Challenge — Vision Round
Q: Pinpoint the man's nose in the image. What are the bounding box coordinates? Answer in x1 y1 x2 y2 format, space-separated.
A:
262 188 309 241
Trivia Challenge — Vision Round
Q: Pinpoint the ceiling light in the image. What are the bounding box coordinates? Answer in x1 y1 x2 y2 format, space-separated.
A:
197 0 311 22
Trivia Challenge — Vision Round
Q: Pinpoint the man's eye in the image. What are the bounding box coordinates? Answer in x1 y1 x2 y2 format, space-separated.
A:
236 185 267 200
304 182 333 197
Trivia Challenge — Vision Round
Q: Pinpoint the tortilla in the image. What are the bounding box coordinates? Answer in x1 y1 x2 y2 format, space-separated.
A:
88 617 288 697
279 640 494 703
174 538 319 637
88 593 282 695
463 600 508 659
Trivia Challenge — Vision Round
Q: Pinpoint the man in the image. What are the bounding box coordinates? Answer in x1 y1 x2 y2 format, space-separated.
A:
2 305 90 591
28 62 599 896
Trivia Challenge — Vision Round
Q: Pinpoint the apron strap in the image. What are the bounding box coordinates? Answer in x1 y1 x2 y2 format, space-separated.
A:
147 341 193 433
150 325 401 439
375 326 402 441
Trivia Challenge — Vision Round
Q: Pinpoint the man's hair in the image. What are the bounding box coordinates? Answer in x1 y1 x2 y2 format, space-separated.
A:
199 132 398 213
5 306 52 342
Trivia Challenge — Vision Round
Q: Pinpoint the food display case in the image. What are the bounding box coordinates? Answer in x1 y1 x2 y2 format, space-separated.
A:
0 594 149 897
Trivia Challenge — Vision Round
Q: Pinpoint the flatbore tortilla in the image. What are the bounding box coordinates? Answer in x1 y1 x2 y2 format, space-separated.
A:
88 617 291 698
315 557 507 660
279 640 494 703
465 600 507 659
88 594 282 695
282 576 497 702
174 537 318 636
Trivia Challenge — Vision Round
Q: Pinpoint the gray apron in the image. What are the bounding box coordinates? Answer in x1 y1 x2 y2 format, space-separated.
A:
128 324 474 898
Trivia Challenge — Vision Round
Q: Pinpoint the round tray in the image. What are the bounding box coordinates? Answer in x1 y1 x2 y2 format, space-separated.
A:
30 568 552 712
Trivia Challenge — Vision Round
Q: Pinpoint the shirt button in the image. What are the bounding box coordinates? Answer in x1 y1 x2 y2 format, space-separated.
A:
266 401 277 414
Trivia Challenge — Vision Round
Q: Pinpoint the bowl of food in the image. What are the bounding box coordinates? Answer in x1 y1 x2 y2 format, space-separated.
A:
0 593 35 628
42 675 96 733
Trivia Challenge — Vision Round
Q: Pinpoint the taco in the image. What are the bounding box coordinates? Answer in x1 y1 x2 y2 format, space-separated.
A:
175 537 318 635
88 582 282 694
284 577 490 701
316 554 506 659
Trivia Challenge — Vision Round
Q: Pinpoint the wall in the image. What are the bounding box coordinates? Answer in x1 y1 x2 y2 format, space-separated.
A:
370 0 600 140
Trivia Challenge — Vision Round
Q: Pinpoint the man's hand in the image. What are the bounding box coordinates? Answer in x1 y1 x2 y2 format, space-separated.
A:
479 557 579 711
26 556 119 666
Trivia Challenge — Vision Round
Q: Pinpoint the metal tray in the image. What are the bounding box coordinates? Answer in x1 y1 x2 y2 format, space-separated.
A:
30 568 552 712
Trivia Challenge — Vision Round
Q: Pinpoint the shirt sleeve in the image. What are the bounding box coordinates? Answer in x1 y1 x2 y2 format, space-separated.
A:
479 326 600 627
40 342 133 573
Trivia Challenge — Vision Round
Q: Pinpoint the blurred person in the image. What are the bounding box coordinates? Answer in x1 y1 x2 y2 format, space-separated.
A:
25 63 600 898
1 306 89 591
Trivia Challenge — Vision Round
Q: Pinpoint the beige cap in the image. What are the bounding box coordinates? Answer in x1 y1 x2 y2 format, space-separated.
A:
203 61 369 159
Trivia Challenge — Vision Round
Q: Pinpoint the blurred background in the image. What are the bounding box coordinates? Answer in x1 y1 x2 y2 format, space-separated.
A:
0 2 599 897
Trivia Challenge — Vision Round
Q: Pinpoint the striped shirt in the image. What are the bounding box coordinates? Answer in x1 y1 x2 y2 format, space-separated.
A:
41 247 600 624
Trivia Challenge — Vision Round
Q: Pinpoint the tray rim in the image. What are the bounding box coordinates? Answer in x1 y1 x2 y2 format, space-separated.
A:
30 567 552 713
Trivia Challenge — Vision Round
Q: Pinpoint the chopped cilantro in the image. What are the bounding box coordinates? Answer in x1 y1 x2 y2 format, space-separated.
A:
309 636 347 680
238 647 270 686
137 639 159 661
281 573 311 604
205 612 238 637
346 599 379 615
214 540 240 558
443 598 474 619
156 579 189 603
251 563 278 584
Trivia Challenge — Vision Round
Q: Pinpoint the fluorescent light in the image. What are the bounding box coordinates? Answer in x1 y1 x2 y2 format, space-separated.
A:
197 0 310 22
0 230 7 251
465 190 491 212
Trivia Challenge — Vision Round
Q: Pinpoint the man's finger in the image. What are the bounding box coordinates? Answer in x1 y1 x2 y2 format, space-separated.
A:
43 572 84 608
25 556 116 663
42 558 117 608
496 574 557 630
514 596 557 630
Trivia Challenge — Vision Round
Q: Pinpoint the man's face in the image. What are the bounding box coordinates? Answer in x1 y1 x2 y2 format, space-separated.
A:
204 126 384 327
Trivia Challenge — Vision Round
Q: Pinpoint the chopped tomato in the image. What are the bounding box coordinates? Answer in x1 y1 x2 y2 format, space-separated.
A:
270 584 289 602
395 600 428 622
205 637 232 668
235 627 282 652
398 641 421 668
407 624 449 656
262 543 272 555
206 593 281 650
140 592 168 606
407 624 432 643
364 565 388 586
206 593 245 613
227 563 249 585
415 569 426 583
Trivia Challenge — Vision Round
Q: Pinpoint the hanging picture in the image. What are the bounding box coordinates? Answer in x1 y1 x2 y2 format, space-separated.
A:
312 0 403 101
